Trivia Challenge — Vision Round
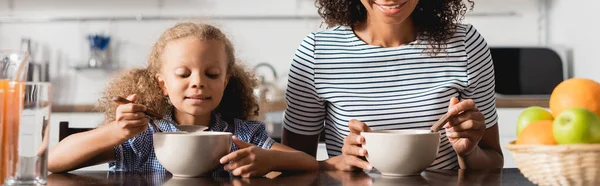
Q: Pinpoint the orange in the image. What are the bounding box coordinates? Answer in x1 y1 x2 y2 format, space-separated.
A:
516 120 557 145
550 78 600 118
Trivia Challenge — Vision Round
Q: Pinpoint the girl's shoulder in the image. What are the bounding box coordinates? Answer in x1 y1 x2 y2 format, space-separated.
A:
230 118 267 130
213 114 267 133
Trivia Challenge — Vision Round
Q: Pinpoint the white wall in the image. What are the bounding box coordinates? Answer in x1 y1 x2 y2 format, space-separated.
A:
549 0 600 82
0 0 324 105
0 0 544 105
0 0 567 170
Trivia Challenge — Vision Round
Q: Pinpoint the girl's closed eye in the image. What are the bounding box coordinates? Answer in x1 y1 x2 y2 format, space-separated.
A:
206 68 222 79
206 73 219 79
175 68 191 78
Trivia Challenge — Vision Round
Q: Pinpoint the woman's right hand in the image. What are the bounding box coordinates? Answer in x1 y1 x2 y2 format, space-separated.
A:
339 119 373 171
112 94 149 142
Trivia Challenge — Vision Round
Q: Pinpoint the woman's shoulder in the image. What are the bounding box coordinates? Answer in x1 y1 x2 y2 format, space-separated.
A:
454 24 484 41
303 26 355 40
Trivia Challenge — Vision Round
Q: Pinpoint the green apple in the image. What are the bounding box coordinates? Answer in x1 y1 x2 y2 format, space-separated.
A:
517 106 554 136
553 108 600 144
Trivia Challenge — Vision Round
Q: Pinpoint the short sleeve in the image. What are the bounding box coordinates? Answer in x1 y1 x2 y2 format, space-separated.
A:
108 127 154 171
463 24 499 129
249 122 275 149
233 120 275 150
283 33 327 136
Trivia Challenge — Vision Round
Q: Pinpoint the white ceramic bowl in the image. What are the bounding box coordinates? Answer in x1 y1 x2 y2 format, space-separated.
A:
361 130 440 177
153 132 232 177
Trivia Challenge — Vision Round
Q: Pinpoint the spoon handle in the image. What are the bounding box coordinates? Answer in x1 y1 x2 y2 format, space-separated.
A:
111 96 163 119
430 113 453 132
111 96 163 132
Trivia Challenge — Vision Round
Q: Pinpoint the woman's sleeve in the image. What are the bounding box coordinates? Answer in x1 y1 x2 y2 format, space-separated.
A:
283 33 327 136
463 24 499 129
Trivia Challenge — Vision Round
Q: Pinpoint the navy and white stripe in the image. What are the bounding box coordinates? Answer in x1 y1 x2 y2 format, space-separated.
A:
109 108 275 175
283 24 498 170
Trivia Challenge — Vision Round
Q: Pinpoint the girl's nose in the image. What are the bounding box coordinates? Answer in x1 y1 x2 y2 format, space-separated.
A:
190 75 206 89
191 84 205 88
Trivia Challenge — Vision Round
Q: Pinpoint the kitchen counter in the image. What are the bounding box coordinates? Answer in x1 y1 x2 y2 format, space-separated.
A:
53 104 100 112
46 168 533 186
52 97 549 113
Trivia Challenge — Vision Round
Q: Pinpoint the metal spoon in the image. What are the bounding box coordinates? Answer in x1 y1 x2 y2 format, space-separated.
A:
111 96 208 133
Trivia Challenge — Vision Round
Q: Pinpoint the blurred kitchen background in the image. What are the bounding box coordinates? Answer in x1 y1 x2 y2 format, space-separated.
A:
1 0 598 170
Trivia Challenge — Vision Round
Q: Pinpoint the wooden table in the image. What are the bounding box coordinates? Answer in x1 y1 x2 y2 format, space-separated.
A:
47 168 534 186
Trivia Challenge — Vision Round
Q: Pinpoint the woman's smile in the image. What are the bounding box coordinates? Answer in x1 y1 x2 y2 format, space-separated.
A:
374 1 408 16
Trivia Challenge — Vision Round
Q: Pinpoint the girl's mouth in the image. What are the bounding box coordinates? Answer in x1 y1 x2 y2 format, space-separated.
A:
185 96 212 104
186 96 211 100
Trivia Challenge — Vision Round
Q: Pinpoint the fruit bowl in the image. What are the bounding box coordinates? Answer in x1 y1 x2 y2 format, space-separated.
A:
506 141 600 186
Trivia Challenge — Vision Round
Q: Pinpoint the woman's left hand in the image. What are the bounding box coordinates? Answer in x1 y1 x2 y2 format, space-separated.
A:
444 97 486 156
220 136 273 177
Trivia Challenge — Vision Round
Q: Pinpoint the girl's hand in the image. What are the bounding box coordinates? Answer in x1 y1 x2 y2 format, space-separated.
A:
220 136 273 177
112 94 150 142
444 97 486 156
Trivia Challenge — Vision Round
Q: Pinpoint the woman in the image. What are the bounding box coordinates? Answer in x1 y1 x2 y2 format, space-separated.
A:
282 0 503 170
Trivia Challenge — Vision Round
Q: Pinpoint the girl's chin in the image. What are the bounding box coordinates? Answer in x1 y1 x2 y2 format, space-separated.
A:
190 107 216 115
173 106 214 116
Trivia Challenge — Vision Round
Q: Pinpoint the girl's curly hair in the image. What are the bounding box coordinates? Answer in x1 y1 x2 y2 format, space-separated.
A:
97 22 259 123
316 0 474 54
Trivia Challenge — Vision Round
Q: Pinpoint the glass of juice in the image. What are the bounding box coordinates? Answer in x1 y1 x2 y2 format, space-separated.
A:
0 51 30 184
4 82 51 185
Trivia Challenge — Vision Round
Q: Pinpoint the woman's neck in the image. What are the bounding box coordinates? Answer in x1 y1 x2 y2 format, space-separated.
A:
173 109 211 127
353 16 416 48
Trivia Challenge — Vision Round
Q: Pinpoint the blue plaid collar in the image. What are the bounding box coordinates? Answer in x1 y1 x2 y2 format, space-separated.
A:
157 107 230 132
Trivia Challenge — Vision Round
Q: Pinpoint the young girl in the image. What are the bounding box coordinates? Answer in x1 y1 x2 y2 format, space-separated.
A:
49 22 318 177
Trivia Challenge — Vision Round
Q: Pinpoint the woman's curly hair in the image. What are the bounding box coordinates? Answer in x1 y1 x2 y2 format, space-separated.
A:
97 22 259 123
316 0 474 54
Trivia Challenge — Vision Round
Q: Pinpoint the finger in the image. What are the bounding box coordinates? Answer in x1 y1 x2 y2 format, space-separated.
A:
448 120 485 133
117 104 147 115
220 149 249 164
344 133 365 146
118 120 149 128
349 119 371 134
342 143 367 157
126 94 137 102
343 154 372 170
232 165 256 177
444 111 484 128
224 156 253 171
448 97 460 108
447 99 478 115
119 112 148 120
232 136 253 149
445 130 475 139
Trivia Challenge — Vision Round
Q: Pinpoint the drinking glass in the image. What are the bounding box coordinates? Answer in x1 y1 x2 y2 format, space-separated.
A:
0 51 29 184
4 82 51 185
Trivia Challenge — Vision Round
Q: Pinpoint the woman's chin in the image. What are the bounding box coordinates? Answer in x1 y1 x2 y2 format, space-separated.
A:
375 14 411 25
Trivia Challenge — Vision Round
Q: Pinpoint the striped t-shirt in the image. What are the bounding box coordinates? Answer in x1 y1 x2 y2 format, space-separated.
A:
283 24 498 169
